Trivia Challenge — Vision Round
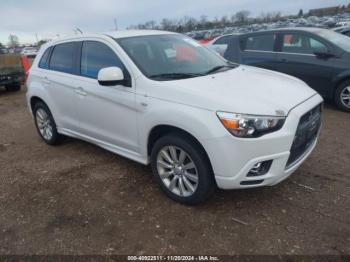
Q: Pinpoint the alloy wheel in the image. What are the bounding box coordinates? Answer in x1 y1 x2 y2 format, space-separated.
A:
36 108 53 140
156 146 199 197
340 86 350 108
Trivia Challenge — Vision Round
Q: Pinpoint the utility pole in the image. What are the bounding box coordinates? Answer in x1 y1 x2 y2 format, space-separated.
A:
114 18 118 30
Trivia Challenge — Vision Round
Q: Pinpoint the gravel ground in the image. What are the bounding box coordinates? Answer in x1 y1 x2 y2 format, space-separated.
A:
0 88 349 255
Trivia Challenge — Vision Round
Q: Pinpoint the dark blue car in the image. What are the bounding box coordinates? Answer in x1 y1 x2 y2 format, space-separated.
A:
224 28 350 112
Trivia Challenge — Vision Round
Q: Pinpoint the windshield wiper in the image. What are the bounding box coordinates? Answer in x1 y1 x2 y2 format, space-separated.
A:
205 64 236 75
149 73 204 80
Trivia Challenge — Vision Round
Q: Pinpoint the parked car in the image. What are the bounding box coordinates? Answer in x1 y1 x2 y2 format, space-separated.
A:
206 34 237 56
27 31 323 204
333 26 350 37
224 28 350 112
14 47 23 54
0 54 24 92
21 47 38 57
0 48 9 54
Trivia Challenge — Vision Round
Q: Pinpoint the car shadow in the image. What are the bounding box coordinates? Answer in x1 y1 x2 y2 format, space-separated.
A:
0 86 23 97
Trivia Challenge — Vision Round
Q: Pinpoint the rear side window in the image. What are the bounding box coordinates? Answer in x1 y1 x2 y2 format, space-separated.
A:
244 34 275 51
38 47 51 69
49 42 77 74
81 41 125 79
282 34 327 54
214 35 232 45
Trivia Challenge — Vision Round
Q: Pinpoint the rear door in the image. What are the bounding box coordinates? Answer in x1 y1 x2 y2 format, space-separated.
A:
275 32 336 98
239 33 278 70
44 42 80 131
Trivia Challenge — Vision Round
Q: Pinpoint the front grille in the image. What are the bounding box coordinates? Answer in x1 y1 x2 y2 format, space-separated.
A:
286 104 322 169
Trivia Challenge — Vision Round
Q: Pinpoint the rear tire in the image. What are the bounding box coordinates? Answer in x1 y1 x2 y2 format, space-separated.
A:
151 133 216 205
335 80 350 112
5 83 21 92
33 101 62 145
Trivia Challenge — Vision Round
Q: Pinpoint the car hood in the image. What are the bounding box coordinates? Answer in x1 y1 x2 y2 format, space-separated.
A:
149 65 317 116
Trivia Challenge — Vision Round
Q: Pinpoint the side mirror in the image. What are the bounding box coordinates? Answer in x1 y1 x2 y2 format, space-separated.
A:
313 48 334 59
98 67 127 86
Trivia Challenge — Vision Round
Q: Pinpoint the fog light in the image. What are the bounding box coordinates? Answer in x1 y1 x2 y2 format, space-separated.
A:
247 160 272 177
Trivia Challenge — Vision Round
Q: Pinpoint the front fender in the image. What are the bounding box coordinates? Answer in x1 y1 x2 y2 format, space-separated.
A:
137 97 227 161
332 69 350 89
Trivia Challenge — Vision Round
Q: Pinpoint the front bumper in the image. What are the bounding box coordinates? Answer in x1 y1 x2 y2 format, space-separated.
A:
202 94 323 190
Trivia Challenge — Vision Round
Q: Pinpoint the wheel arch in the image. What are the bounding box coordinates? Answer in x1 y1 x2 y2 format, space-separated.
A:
147 125 215 176
333 73 350 97
30 96 47 112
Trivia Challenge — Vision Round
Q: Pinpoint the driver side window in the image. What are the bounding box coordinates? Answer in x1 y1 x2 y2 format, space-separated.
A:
81 41 127 79
282 34 327 54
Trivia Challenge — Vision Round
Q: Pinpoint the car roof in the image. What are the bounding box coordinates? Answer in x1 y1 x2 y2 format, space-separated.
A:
105 30 176 39
42 30 178 48
241 27 328 35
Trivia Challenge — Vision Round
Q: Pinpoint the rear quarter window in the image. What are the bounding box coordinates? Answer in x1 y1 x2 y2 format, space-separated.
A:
214 35 232 45
243 34 275 52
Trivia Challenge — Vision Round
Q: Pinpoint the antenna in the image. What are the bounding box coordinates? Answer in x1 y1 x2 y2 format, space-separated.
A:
75 28 83 34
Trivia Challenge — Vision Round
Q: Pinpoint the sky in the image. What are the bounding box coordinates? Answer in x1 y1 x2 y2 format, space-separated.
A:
0 0 349 44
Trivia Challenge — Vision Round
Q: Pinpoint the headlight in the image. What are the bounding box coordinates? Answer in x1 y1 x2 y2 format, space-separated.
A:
217 112 286 138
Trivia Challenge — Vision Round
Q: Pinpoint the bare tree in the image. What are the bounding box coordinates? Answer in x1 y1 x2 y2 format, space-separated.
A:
298 9 304 17
230 14 237 24
8 34 19 48
200 15 208 25
221 15 229 26
235 10 250 24
37 39 49 47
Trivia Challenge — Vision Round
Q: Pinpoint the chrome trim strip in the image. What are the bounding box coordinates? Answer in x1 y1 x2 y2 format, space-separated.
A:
244 50 316 57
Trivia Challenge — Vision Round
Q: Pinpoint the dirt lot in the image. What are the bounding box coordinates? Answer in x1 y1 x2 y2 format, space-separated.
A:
0 88 349 255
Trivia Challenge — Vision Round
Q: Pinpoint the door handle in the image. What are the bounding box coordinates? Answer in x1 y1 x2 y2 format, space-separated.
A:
74 87 87 96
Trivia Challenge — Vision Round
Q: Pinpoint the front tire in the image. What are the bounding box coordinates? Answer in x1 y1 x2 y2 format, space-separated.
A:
151 134 215 205
335 80 350 112
33 102 62 145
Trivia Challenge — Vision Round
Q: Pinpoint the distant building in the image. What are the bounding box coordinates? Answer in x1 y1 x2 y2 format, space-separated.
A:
309 6 348 16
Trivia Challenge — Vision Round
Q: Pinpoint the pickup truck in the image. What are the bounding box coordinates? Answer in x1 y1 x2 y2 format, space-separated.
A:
0 54 24 92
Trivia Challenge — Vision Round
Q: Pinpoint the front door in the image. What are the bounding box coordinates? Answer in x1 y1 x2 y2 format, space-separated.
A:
275 32 337 98
74 40 139 153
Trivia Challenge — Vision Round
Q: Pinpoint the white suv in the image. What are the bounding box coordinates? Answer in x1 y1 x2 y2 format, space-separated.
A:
27 30 323 204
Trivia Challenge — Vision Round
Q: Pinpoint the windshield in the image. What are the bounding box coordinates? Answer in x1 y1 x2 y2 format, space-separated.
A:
315 29 350 52
116 34 236 80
